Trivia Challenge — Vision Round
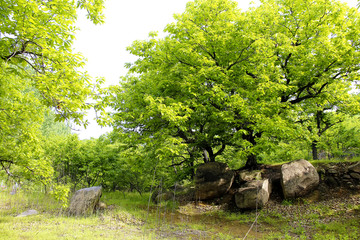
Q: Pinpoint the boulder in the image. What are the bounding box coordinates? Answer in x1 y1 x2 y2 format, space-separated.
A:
238 170 262 183
281 159 319 199
235 179 271 209
97 201 107 210
151 185 195 204
348 162 360 174
174 187 196 203
69 186 102 216
195 162 234 200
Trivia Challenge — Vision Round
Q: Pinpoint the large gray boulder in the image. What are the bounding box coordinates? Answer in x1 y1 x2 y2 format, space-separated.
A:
281 159 319 199
195 162 234 200
235 179 271 209
69 186 102 216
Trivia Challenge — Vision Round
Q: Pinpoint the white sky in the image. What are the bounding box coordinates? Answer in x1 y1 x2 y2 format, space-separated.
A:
72 0 358 139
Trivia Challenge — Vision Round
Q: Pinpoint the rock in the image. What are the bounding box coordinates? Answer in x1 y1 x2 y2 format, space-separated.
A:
218 190 236 205
174 187 196 203
97 201 107 210
245 179 272 193
327 168 338 174
16 209 38 217
350 172 360 180
303 190 321 203
69 186 102 216
195 162 234 200
152 186 195 204
155 192 174 203
325 176 339 187
348 162 360 173
235 179 271 209
238 170 262 182
281 159 319 199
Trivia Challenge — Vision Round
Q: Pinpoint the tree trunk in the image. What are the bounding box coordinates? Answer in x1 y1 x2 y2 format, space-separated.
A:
245 153 258 170
189 161 195 180
203 150 209 163
312 140 319 160
243 130 260 169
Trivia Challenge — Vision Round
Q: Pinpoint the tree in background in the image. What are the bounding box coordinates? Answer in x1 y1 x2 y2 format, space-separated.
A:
295 85 359 160
0 0 105 187
110 0 360 172
321 115 360 159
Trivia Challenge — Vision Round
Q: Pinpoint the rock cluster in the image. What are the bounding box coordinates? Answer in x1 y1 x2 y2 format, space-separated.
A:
152 160 359 211
324 162 360 189
195 159 320 209
196 159 319 210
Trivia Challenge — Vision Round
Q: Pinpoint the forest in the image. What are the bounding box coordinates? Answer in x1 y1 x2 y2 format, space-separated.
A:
1 0 360 239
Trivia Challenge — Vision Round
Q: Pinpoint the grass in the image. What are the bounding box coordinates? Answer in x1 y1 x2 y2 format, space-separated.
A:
0 189 149 240
0 188 242 239
0 184 359 239
309 157 360 167
260 156 360 167
312 219 360 240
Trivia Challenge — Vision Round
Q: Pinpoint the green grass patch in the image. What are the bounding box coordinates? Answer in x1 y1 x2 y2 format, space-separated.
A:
309 157 359 167
1 187 359 240
261 157 359 167
312 219 360 240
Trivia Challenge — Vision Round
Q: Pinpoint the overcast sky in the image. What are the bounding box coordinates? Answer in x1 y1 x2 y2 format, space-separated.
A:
72 0 358 139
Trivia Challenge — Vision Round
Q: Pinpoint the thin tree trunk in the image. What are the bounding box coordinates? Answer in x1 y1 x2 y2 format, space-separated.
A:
312 140 319 160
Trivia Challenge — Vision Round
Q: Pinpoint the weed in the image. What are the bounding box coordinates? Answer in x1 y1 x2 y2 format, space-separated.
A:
1 186 359 240
281 199 293 206
309 158 360 167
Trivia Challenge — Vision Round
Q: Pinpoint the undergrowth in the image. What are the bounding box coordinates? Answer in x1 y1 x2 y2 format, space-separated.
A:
0 183 359 239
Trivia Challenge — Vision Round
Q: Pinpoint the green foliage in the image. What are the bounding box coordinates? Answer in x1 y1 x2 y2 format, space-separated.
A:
321 115 360 158
0 0 105 189
102 132 180 193
109 0 360 172
44 134 111 190
281 199 293 206
49 184 70 208
40 110 72 138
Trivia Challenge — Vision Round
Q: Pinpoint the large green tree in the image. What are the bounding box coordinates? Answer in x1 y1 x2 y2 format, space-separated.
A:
0 0 105 182
110 0 360 170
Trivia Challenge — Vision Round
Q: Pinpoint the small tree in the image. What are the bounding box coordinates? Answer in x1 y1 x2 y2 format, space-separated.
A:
0 0 105 183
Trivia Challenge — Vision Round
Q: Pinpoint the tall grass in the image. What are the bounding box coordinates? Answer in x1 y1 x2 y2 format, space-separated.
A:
0 188 64 217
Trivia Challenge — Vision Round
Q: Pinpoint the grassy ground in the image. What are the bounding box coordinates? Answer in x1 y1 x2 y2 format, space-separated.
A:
0 189 241 240
0 183 359 239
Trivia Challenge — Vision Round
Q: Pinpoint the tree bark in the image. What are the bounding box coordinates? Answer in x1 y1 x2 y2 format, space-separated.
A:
312 140 319 160
245 153 258 170
243 129 260 169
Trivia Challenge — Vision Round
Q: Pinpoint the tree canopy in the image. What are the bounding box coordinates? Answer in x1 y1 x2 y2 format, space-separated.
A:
110 0 360 170
0 0 105 183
